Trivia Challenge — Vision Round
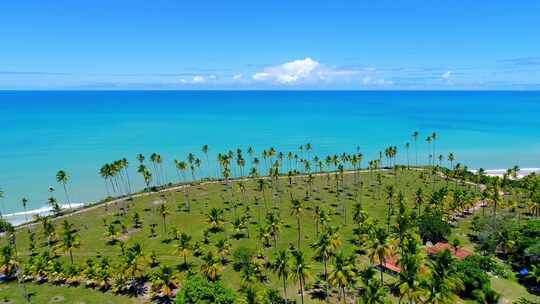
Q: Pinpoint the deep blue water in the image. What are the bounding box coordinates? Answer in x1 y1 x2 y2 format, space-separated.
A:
1 90 539 218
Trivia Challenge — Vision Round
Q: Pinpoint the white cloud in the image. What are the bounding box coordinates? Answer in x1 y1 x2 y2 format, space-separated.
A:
441 70 452 80
179 75 210 84
192 75 206 83
233 74 243 80
361 76 393 86
252 57 358 85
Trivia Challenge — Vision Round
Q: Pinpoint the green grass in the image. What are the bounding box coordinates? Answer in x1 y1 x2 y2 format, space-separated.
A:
0 281 139 304
1 169 538 303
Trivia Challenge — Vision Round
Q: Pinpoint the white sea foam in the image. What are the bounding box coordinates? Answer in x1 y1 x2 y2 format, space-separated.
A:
3 202 90 226
469 168 540 178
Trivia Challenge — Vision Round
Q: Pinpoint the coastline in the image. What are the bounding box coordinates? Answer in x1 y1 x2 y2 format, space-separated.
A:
7 168 378 229
7 165 536 228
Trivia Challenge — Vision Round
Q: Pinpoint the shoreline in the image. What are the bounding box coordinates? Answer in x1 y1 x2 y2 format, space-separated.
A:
5 166 537 228
8 167 386 229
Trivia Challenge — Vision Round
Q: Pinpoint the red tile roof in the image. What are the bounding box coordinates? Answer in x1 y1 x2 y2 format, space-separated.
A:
377 255 401 273
427 242 472 260
378 242 473 275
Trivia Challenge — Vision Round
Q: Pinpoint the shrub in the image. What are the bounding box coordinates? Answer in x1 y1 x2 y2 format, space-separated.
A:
418 207 450 243
175 276 236 304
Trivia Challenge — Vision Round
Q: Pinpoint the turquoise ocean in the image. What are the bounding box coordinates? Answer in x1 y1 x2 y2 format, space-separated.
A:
1 91 539 223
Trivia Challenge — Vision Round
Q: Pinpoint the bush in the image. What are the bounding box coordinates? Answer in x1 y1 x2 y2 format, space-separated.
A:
176 276 236 304
0 219 13 233
418 207 450 243
457 255 500 302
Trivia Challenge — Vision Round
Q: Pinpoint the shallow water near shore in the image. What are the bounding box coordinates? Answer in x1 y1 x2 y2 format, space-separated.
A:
1 90 539 217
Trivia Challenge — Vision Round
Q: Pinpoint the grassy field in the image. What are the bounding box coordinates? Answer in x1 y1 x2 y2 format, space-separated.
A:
1 169 538 303
0 281 140 304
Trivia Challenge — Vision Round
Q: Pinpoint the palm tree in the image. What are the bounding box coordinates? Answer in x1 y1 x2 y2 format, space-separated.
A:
137 153 145 164
202 144 210 176
290 199 304 248
137 164 152 192
266 211 281 247
412 131 419 167
200 250 223 282
56 170 72 209
328 252 356 303
174 232 192 266
358 266 389 304
0 187 4 219
291 250 311 304
424 250 463 304
367 227 393 282
21 197 28 222
0 245 18 277
206 207 225 232
60 220 80 264
405 142 411 168
215 238 232 264
158 203 170 234
311 226 341 286
448 153 455 170
425 136 432 166
150 265 178 299
397 234 425 304
414 187 425 215
271 249 292 303
385 185 395 233
431 132 438 166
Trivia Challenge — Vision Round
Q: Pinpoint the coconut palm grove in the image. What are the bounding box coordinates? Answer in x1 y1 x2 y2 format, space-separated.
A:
0 136 539 303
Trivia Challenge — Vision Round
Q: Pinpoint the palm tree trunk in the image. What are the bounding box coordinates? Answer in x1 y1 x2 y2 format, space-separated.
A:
297 217 301 248
300 277 305 304
283 277 288 304
63 184 72 209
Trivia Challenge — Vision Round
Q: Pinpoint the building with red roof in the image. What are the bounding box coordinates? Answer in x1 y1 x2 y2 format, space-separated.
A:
377 242 473 275
427 242 472 260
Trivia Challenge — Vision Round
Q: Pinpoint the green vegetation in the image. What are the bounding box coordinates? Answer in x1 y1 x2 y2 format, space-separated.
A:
1 140 539 303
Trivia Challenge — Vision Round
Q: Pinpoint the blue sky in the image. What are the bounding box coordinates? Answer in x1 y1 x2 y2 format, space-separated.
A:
1 1 539 90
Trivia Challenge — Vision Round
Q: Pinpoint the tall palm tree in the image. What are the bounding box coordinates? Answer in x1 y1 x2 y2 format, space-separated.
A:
328 252 356 303
60 220 80 264
311 226 342 286
431 132 438 166
412 131 419 167
290 199 304 248
271 249 292 303
405 142 411 168
415 188 424 217
137 164 152 192
447 153 455 170
367 227 393 282
425 136 432 166
202 144 209 176
291 250 311 304
424 250 463 304
159 203 170 234
397 234 425 304
358 266 389 304
21 197 28 222
173 232 192 266
385 185 395 233
137 153 145 164
56 170 72 209
0 187 4 219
